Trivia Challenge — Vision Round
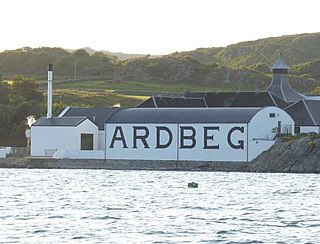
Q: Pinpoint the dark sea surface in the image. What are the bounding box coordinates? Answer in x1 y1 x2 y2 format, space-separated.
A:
0 169 319 243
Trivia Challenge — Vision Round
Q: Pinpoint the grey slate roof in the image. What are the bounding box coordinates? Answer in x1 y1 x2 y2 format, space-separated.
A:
137 96 207 108
267 59 304 103
60 107 121 130
32 117 91 127
267 73 304 103
106 107 262 124
184 91 289 109
285 100 320 126
306 100 320 126
272 59 290 70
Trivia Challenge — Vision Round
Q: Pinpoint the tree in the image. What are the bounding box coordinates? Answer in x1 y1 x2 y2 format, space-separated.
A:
0 101 45 146
72 49 90 58
0 80 10 104
11 75 44 103
0 75 46 146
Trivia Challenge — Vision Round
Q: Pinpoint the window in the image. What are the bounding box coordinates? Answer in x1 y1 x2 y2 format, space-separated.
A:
81 133 93 150
269 113 276 118
294 126 301 134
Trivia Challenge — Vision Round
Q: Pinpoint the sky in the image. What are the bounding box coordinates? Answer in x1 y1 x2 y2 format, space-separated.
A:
1 0 320 55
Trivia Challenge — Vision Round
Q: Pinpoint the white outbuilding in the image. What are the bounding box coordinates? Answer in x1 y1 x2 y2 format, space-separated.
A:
104 106 294 162
31 117 99 157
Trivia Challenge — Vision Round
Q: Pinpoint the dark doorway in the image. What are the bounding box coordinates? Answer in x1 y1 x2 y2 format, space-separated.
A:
81 134 93 150
294 126 301 134
277 121 281 135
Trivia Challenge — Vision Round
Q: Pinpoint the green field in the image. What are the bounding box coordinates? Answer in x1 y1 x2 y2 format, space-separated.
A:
52 89 149 108
40 79 237 108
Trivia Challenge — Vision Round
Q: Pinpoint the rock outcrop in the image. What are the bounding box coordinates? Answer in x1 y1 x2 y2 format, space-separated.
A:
247 136 320 173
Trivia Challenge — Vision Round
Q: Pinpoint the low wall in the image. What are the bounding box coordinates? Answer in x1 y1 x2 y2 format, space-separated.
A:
53 150 105 159
0 148 11 159
0 157 248 172
0 147 29 158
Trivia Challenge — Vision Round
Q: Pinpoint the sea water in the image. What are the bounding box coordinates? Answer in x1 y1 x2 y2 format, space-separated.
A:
0 169 319 243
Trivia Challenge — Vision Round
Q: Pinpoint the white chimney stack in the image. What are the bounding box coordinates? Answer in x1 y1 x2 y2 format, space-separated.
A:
47 64 53 118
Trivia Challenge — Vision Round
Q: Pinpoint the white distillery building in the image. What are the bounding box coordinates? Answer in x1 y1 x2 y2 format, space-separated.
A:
31 117 101 158
30 107 294 162
104 107 294 162
30 62 296 161
58 107 121 150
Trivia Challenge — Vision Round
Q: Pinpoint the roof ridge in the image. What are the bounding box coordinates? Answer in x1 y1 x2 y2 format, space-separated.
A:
75 117 89 126
58 106 71 117
152 96 157 108
279 75 286 101
272 59 290 70
268 92 278 107
302 100 317 125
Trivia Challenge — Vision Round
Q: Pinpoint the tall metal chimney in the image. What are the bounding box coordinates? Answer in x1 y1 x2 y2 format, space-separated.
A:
47 64 53 118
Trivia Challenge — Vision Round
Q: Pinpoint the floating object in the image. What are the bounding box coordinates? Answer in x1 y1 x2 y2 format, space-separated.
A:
188 182 198 188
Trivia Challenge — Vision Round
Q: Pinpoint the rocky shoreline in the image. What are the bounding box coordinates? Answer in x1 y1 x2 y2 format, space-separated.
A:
0 157 248 172
247 136 320 173
1 136 319 173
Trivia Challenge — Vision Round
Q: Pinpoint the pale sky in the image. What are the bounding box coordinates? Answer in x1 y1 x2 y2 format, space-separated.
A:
1 0 319 55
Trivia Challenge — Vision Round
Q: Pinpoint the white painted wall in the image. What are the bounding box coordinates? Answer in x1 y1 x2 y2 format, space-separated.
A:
300 126 320 134
248 140 275 162
248 107 294 161
31 126 77 156
178 123 248 162
305 96 320 101
76 119 99 150
106 124 178 160
105 123 248 162
31 119 98 157
98 131 105 150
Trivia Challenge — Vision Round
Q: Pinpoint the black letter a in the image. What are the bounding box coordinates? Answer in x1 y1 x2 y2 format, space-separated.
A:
109 126 128 148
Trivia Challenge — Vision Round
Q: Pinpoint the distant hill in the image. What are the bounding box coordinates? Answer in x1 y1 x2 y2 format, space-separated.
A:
66 47 158 60
171 32 320 67
0 32 320 93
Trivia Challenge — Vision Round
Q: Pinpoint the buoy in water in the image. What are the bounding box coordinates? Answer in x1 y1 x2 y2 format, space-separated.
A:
188 182 198 188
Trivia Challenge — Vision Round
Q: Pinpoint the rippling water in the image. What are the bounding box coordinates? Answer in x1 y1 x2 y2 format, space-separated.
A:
0 169 319 243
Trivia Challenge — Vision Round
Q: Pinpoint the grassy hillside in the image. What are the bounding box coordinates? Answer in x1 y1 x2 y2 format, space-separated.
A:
1 32 320 95
51 89 148 108
173 33 320 67
40 79 244 109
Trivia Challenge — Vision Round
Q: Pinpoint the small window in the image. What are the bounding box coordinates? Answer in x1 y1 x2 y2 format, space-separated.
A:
81 134 93 150
269 113 276 118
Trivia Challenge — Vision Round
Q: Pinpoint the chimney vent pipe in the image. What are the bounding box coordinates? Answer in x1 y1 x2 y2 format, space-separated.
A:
47 64 53 118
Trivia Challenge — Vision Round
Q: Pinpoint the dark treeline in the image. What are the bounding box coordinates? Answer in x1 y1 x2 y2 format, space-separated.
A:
0 47 118 80
0 75 65 146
